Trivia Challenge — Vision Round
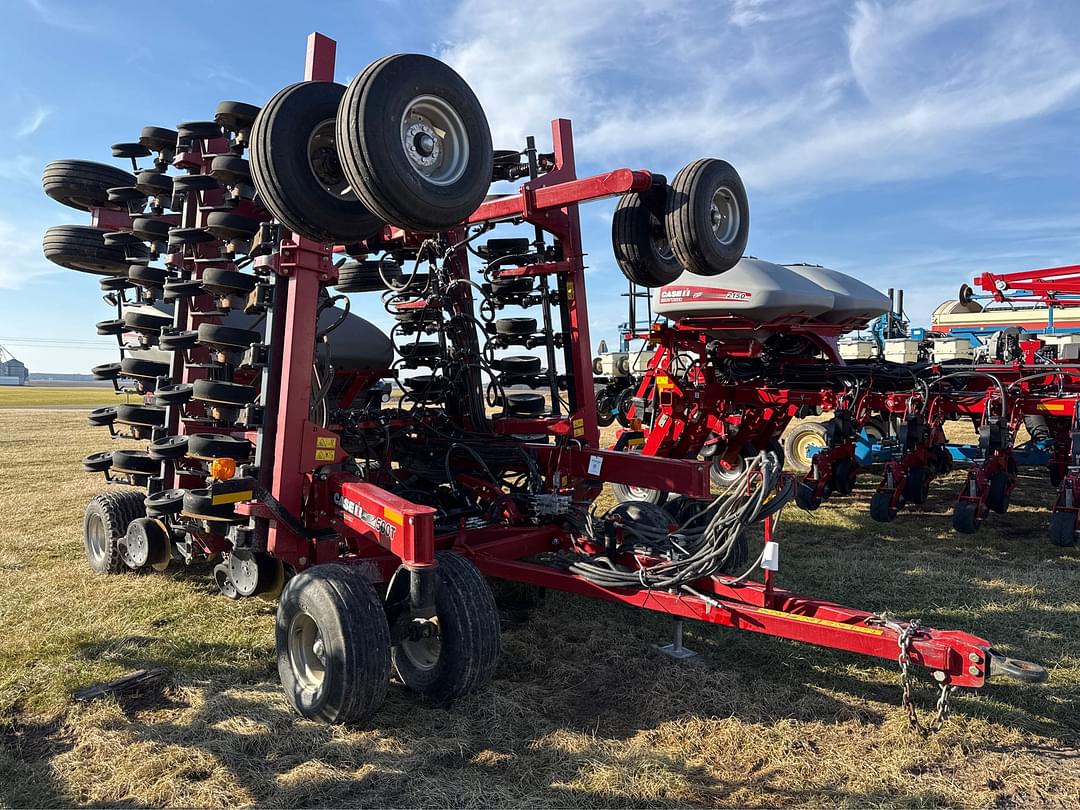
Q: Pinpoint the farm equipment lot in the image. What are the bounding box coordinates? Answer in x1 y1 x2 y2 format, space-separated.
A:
1 408 1078 808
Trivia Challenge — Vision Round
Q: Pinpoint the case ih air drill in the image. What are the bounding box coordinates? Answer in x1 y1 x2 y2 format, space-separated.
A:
41 33 1044 729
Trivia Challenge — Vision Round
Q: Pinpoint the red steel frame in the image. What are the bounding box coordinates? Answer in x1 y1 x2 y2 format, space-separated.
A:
85 32 1047 695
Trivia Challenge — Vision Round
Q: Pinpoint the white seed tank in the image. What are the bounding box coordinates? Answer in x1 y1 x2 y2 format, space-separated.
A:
783 264 891 324
652 258 834 323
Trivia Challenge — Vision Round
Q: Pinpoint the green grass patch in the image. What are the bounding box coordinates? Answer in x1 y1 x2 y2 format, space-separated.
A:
0 386 130 408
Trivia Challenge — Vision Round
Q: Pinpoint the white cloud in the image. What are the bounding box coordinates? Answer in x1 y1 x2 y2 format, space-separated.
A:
15 106 50 138
437 0 1080 193
23 0 100 33
0 219 57 290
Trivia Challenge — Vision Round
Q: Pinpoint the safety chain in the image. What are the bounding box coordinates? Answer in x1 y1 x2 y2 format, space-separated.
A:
873 615 954 736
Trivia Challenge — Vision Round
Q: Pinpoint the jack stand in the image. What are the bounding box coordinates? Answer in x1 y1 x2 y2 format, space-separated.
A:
654 618 698 660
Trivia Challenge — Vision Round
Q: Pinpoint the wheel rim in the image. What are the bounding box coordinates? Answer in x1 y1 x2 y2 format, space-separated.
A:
651 221 674 261
626 485 657 500
400 618 441 672
712 461 744 484
710 186 741 246
793 432 825 466
307 118 355 200
86 513 108 565
400 95 470 186
288 611 327 689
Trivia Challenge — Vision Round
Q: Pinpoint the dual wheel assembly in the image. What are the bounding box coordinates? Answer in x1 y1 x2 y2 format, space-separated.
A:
277 554 500 722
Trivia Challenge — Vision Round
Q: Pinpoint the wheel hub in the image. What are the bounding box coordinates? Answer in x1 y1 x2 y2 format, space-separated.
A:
400 95 470 186
710 186 740 246
399 616 441 671
307 119 354 199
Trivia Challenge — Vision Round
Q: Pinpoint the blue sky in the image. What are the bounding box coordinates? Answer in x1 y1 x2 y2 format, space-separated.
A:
1 0 1079 372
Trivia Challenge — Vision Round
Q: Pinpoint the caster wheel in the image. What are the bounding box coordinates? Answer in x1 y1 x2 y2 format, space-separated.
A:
214 562 240 599
795 480 822 511
1048 510 1079 547
952 500 982 534
903 466 932 505
869 491 898 523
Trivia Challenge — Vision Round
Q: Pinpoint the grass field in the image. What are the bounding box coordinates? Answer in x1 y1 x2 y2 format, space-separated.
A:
0 408 1078 807
0 386 126 408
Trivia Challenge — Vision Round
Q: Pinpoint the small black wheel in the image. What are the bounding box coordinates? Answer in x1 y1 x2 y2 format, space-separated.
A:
903 466 931 505
337 54 494 232
145 489 186 517
111 449 159 475
187 433 252 460
116 403 166 427
148 435 189 461
107 186 147 206
229 549 279 598
610 449 668 506
1048 510 1079 547
153 383 193 405
250 81 382 244
167 228 215 249
206 211 261 241
596 392 616 427
614 387 635 428
201 267 256 296
163 280 205 301
123 309 171 335
128 264 167 288
100 277 135 292
139 126 178 152
952 500 982 534
397 340 442 360
131 217 172 242
182 488 238 521
172 174 220 195
177 120 223 140
612 186 683 287
192 378 257 406
869 491 898 523
135 170 173 196
832 458 856 496
196 323 260 350
91 362 121 379
215 100 261 132
795 481 822 511
43 225 147 276
111 142 151 159
119 516 169 571
42 160 136 211
84 491 146 574
87 406 118 427
505 392 545 416
959 283 974 306
495 317 536 336
986 471 1012 514
665 158 749 276
215 562 240 599
335 260 392 293
783 421 828 475
388 553 500 704
210 155 251 186
158 330 199 352
276 564 392 723
120 356 170 381
496 355 542 375
81 451 114 472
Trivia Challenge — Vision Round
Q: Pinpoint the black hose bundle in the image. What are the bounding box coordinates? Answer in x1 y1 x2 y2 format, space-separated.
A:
570 449 790 591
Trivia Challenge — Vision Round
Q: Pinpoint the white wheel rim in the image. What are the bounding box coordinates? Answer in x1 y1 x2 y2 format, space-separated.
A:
288 611 326 689
401 95 470 186
87 513 108 564
710 186 740 246
307 118 356 200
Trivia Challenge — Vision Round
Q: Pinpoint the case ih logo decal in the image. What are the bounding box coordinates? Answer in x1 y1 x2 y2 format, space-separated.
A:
659 285 752 304
333 493 399 541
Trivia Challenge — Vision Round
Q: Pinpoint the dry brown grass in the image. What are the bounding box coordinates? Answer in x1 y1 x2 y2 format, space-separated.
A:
0 409 1078 808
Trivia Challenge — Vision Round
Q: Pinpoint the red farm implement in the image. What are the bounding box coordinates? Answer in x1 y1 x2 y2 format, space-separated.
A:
41 32 1045 730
